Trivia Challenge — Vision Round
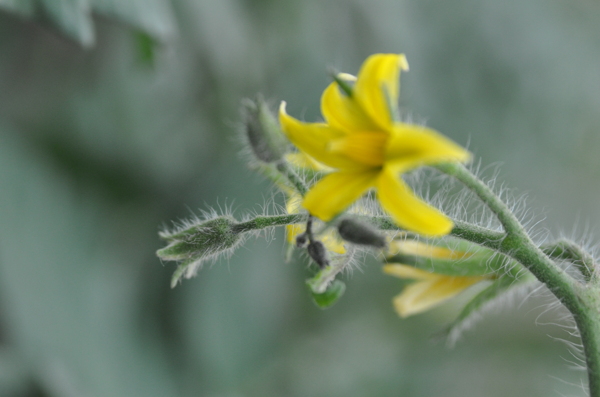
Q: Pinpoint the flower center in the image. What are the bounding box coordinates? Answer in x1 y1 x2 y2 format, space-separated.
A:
328 132 388 167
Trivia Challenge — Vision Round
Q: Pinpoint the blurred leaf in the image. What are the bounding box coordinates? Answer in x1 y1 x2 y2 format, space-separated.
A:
0 0 176 47
134 30 156 66
91 0 176 42
0 0 35 16
39 0 95 47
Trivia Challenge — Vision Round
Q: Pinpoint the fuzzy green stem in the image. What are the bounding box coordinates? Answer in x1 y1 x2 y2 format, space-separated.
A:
232 209 600 394
435 162 600 396
232 213 307 233
276 160 308 196
435 163 526 237
541 239 597 282
434 163 574 291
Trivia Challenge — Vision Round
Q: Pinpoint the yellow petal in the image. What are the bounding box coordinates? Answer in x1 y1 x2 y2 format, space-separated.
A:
383 263 438 280
376 167 453 236
321 77 380 133
354 54 408 131
286 224 304 244
385 123 471 170
328 132 388 167
320 233 347 255
284 152 332 172
303 170 379 221
392 275 484 318
388 240 473 260
285 191 302 214
279 102 360 170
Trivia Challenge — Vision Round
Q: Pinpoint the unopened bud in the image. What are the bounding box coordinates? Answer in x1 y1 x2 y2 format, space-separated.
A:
157 216 243 287
296 233 308 248
307 240 329 269
242 95 286 163
338 218 386 248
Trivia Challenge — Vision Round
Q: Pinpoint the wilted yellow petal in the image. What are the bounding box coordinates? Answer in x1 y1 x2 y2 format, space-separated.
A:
284 152 332 172
354 54 408 131
385 124 471 170
388 240 473 260
376 167 453 236
320 233 347 255
286 224 304 244
391 275 485 317
328 132 388 167
285 191 302 214
383 263 438 280
279 102 360 170
303 170 379 221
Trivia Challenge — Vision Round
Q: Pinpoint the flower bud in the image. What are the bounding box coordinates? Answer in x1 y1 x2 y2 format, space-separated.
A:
307 240 329 269
157 216 243 287
295 232 308 248
242 95 286 163
337 218 387 248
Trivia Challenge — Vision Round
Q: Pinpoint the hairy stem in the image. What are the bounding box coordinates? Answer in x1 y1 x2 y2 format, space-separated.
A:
232 214 307 233
541 239 597 282
230 207 600 395
276 160 308 196
435 162 600 396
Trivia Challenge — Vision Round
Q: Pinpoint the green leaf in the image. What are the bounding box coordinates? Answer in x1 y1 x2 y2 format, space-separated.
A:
310 280 346 309
0 0 176 47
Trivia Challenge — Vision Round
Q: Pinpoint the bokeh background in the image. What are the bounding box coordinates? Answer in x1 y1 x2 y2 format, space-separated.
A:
1 0 600 396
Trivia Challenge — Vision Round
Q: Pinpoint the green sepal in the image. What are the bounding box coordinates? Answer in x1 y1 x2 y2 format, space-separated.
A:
156 240 199 261
170 258 196 288
332 75 354 97
309 280 346 309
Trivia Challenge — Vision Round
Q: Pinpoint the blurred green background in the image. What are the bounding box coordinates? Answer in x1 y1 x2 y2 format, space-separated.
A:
1 0 600 396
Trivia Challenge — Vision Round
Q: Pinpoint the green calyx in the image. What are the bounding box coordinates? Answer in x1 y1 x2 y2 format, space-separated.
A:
242 95 287 163
157 216 242 287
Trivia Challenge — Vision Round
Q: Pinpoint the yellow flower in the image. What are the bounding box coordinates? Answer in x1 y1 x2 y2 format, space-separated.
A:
279 54 471 236
383 239 491 317
383 263 486 317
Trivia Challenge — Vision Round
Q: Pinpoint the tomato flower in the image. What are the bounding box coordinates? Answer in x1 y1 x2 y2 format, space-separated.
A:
279 54 470 236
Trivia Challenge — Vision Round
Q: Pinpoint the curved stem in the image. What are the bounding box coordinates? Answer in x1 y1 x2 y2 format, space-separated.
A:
435 162 600 396
229 207 600 395
541 239 597 282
